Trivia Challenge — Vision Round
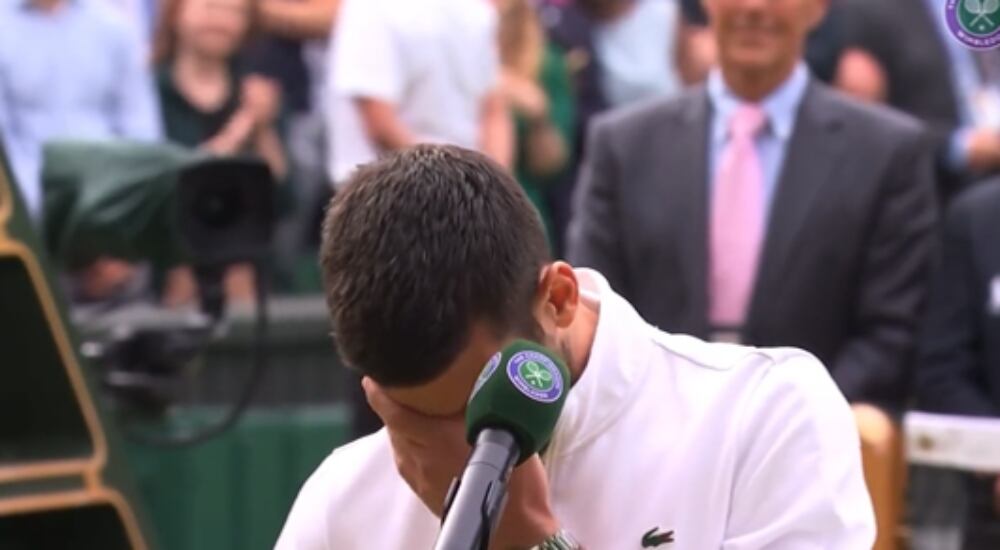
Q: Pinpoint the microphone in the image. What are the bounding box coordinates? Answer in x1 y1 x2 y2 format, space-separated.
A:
433 340 570 550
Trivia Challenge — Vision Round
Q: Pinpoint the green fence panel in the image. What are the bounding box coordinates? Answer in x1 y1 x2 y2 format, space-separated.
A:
126 405 351 550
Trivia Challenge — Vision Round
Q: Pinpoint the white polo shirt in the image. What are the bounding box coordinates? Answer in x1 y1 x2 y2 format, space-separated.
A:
325 0 498 185
276 270 875 549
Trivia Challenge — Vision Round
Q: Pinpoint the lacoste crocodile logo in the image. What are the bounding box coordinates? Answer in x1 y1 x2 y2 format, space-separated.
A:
642 527 674 547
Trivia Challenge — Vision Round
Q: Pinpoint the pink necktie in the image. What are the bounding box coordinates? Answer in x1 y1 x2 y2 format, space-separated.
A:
709 104 767 327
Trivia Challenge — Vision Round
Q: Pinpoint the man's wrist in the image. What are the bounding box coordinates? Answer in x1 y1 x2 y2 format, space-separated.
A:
494 515 560 550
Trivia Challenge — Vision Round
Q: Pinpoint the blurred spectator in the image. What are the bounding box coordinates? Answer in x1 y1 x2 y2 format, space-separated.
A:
839 0 1000 200
568 0 937 409
917 183 1000 423
916 181 1000 548
680 0 850 85
537 0 680 256
153 0 287 305
244 0 337 117
0 0 161 303
244 0 339 291
0 0 161 218
583 0 683 108
325 0 509 187
538 0 607 146
244 1 336 172
535 0 606 256
153 0 286 176
498 0 575 248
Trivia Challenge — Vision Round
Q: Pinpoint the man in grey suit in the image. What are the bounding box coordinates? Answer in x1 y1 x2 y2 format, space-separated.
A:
567 0 938 408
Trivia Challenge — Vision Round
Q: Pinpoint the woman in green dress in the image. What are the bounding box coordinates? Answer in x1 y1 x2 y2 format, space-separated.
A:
497 0 576 252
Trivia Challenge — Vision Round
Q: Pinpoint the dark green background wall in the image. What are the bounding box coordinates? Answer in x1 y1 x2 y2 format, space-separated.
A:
127 406 350 550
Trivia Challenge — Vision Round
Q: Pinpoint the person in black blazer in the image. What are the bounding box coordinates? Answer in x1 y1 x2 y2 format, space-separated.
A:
568 0 938 410
916 181 1000 549
917 181 1000 416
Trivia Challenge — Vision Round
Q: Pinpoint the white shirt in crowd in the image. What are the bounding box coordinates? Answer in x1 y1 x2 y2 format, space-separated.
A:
594 0 682 108
325 0 498 186
275 270 876 549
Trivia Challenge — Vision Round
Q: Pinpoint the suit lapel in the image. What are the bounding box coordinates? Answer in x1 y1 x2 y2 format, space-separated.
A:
663 91 711 333
747 82 847 327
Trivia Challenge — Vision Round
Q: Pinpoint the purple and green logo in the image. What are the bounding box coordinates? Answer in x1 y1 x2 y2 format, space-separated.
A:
506 351 563 403
947 0 1000 50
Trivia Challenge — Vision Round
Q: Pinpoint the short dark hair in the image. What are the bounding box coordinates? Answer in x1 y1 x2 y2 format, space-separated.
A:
320 145 550 387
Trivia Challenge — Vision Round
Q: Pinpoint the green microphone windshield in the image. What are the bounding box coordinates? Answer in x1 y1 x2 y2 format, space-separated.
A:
465 340 570 464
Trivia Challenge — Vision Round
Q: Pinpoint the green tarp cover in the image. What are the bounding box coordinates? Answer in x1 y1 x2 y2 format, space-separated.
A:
41 140 207 268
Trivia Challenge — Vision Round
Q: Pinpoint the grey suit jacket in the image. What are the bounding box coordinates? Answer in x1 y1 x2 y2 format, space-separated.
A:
567 81 938 408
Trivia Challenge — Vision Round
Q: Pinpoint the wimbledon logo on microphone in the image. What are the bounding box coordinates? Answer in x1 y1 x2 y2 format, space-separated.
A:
507 351 564 403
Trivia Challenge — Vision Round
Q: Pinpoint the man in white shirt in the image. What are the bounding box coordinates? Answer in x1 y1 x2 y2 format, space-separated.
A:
276 145 875 549
0 0 161 218
325 0 510 186
585 0 684 107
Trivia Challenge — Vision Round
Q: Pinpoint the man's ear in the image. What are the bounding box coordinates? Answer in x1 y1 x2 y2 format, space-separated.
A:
536 262 579 330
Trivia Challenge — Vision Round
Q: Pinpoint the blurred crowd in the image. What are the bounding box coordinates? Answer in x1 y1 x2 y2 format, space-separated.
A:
4 0 1000 545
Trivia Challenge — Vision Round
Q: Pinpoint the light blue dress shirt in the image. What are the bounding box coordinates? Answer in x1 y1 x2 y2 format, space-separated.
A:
706 62 810 220
0 0 161 217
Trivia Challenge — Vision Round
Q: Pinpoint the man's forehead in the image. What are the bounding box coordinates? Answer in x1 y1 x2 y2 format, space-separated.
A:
383 322 506 416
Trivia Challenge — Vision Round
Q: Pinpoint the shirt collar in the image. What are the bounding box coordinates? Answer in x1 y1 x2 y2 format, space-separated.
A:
546 269 654 458
707 62 810 144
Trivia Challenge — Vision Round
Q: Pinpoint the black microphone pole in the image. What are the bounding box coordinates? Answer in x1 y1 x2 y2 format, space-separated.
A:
433 429 521 550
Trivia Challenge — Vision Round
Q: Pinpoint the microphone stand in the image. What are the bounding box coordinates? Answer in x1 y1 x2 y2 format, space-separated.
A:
433 430 520 550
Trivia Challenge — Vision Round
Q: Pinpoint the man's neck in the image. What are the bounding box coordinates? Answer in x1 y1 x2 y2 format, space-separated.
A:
562 291 600 386
720 61 798 103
